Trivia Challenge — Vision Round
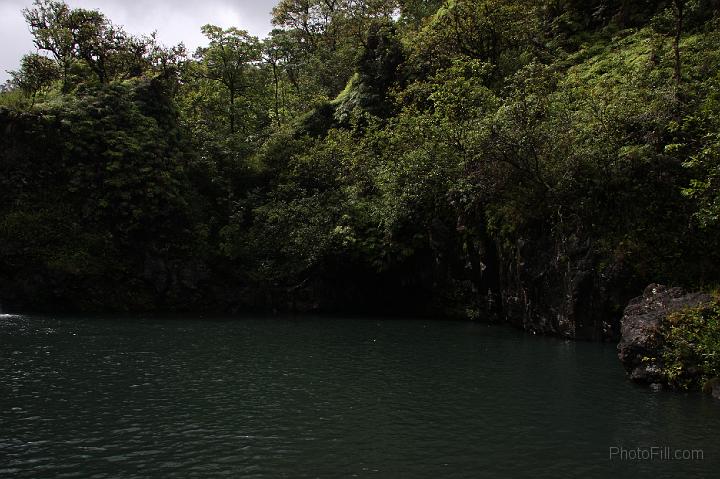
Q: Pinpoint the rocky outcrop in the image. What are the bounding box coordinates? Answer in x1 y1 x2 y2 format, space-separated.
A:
704 379 720 400
496 232 637 341
617 284 713 385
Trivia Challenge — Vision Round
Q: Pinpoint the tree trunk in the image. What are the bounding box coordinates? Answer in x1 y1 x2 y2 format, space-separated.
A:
673 0 684 87
61 61 70 93
272 63 280 126
229 89 235 134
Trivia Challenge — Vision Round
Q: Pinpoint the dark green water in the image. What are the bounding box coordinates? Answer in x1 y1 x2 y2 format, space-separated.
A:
1 314 718 478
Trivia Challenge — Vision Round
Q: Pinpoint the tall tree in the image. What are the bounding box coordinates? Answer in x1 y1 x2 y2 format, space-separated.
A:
67 8 123 84
271 0 399 96
24 0 155 86
23 0 74 91
197 25 263 134
10 54 60 105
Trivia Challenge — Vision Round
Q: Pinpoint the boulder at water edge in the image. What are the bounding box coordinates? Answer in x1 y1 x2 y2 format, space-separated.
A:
617 284 713 385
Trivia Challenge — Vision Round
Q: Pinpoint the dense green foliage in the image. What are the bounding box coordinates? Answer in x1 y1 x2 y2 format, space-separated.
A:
1 0 720 340
0 79 208 310
662 299 720 390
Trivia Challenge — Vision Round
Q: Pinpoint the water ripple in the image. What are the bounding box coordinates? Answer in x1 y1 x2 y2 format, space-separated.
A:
1 316 718 478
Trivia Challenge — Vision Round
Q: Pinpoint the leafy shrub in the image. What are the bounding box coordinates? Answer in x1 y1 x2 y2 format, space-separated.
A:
662 298 720 390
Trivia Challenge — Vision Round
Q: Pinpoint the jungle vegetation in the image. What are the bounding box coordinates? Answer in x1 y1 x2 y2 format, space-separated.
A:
2 0 720 337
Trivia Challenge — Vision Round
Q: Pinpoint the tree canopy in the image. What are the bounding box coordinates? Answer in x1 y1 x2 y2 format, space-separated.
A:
2 0 720 341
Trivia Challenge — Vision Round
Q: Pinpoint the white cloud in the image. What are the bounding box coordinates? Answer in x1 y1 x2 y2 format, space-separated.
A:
0 0 277 83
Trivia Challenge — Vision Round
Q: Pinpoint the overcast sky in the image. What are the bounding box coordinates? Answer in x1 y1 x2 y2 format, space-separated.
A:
0 0 278 83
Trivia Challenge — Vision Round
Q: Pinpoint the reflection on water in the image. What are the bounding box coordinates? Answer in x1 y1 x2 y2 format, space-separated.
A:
1 315 718 478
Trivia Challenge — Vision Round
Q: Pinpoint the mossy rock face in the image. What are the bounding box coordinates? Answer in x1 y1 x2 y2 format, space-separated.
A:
617 284 715 387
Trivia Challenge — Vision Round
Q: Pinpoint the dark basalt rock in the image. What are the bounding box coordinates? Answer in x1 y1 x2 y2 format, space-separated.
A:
703 378 720 400
712 383 720 400
617 284 713 384
497 232 637 341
